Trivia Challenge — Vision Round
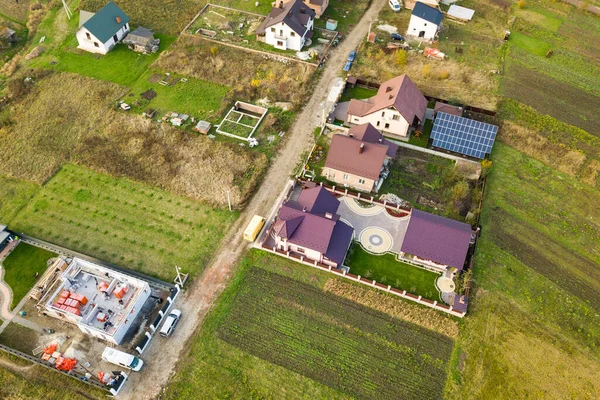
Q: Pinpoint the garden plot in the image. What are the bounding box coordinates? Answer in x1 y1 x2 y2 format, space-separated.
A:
216 101 268 141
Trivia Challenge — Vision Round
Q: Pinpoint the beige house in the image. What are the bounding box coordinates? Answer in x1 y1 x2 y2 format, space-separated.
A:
322 123 398 192
347 74 428 139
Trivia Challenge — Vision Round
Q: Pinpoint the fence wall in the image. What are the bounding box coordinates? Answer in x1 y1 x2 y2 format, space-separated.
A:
259 245 466 317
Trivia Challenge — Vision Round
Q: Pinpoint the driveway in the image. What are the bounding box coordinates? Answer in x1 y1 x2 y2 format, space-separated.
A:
337 197 409 255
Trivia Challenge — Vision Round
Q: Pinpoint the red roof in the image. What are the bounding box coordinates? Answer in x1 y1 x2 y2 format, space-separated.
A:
347 74 427 124
348 123 398 158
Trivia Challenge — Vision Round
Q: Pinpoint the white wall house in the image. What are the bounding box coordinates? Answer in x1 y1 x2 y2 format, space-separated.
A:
406 1 443 41
76 1 130 55
256 0 315 51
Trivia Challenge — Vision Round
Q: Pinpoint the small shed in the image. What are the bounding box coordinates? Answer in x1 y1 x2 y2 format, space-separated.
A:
194 121 211 134
326 19 338 31
123 27 159 53
447 5 475 22
434 101 463 117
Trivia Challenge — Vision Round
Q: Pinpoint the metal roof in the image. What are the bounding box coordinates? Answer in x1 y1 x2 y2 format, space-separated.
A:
411 2 443 25
448 5 475 21
430 112 498 159
82 2 130 43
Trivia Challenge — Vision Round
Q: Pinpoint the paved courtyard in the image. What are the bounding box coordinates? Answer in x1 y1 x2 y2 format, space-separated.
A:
337 197 409 254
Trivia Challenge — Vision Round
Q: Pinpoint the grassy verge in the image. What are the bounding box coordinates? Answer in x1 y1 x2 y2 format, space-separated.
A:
1 244 55 308
164 249 455 399
10 164 238 281
346 243 440 300
0 176 40 225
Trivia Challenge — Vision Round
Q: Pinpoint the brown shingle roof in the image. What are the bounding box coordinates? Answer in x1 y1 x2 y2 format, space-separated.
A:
347 75 427 124
348 123 398 158
324 134 389 181
434 101 463 117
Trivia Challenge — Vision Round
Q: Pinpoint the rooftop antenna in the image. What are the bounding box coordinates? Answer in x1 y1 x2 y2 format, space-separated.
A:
62 0 73 20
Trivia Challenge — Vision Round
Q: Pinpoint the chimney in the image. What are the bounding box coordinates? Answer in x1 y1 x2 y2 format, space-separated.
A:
359 143 364 154
300 6 306 13
302 207 307 212
116 16 121 24
278 0 284 8
325 212 333 219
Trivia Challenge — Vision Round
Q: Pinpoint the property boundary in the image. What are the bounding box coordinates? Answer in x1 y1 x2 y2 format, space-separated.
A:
0 344 110 392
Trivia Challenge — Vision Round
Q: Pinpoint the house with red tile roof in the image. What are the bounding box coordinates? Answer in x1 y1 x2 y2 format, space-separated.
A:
322 123 398 192
400 209 473 272
270 186 354 267
346 74 427 139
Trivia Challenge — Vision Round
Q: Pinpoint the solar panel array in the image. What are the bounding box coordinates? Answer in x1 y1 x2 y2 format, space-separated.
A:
430 112 498 159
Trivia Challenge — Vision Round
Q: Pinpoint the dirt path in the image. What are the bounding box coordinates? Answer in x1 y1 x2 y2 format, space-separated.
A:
120 1 387 398
0 268 14 322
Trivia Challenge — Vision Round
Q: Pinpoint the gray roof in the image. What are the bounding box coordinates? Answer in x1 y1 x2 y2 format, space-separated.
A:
401 209 472 269
256 0 315 36
123 26 154 45
0 231 10 244
82 1 130 43
412 2 443 25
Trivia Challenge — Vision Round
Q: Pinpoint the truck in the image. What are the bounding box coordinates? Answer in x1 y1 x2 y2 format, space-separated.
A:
243 215 266 242
102 347 144 372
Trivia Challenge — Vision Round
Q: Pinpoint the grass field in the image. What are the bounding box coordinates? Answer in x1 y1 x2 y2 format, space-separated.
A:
1 243 55 308
0 0 30 23
339 85 376 103
0 176 40 225
165 249 456 400
346 244 440 300
379 148 480 220
314 0 372 35
446 143 600 398
9 164 238 281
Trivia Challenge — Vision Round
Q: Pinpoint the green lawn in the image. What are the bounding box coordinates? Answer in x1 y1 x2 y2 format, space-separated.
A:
10 164 238 281
408 119 433 147
164 250 454 399
315 0 372 35
339 85 376 103
128 70 229 119
346 243 441 300
508 31 552 57
48 35 177 87
1 243 55 309
0 176 40 225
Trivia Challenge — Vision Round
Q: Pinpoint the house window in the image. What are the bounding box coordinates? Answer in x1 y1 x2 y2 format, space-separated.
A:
297 247 305 253
358 178 365 184
376 121 380 127
271 27 276 32
291 32 295 37
343 174 349 180
94 42 99 47
385 123 390 129
86 32 91 40
381 111 385 117
353 117 359 122
424 23 428 26
280 29 284 36
392 114 400 121
277 41 284 46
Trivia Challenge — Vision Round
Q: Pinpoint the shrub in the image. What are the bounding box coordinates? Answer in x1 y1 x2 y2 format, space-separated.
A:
422 64 431 78
517 0 526 8
438 70 450 80
396 50 407 66
210 46 219 56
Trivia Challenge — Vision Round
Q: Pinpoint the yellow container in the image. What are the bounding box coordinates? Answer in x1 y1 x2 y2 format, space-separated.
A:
244 215 266 242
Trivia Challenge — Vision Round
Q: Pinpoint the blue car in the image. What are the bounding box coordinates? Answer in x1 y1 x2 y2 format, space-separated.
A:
391 33 405 41
347 50 357 62
343 61 353 72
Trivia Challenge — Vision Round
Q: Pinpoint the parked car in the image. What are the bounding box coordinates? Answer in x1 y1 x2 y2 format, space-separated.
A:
389 0 401 12
102 348 144 371
391 32 405 41
343 61 353 72
347 50 357 62
159 309 182 337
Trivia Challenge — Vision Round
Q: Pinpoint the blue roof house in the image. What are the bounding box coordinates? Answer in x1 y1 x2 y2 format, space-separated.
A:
406 2 443 41
76 2 131 55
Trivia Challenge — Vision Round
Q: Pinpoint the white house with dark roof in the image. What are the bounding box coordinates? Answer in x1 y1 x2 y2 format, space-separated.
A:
406 2 443 41
76 1 130 55
256 0 315 51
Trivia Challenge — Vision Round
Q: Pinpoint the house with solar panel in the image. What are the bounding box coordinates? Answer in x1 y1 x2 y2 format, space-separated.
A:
430 112 499 159
76 2 130 55
406 2 443 41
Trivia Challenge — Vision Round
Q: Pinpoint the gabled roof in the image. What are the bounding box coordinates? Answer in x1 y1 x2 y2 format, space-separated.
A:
324 219 354 265
347 75 427 124
297 186 339 215
400 209 472 270
82 2 130 43
412 2 443 25
278 202 337 254
256 0 315 36
348 123 398 158
324 134 389 181
273 216 304 239
124 27 154 46
434 101 463 117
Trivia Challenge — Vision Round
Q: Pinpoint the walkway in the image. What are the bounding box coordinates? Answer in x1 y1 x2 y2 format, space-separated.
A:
0 268 14 321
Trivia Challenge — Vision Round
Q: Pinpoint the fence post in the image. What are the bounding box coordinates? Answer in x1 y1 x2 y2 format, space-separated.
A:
433 301 437 306
332 185 336 192
370 196 374 203
402 290 406 296
357 192 361 199
345 188 348 196
357 275 361 281
417 295 422 301
372 280 376 287
383 200 387 207
328 265 332 271
387 285 391 291
343 269 347 275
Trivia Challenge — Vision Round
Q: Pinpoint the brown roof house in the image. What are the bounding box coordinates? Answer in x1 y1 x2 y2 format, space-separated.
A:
285 0 328 18
433 101 463 118
346 74 428 139
270 186 354 267
400 209 473 272
256 0 315 51
322 123 398 192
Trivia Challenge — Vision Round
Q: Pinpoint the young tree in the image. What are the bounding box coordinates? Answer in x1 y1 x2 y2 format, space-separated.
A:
396 50 407 66
517 0 526 8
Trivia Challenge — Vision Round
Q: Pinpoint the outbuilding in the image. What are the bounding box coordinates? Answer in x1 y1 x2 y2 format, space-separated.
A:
76 2 130 55
406 2 443 41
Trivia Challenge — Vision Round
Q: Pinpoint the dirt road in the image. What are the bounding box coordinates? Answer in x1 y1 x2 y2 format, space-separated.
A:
122 1 387 398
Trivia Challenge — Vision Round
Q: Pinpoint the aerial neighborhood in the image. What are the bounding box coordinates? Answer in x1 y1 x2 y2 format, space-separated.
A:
0 0 598 399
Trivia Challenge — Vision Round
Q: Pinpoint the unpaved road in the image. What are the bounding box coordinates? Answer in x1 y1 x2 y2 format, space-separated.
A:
122 1 387 398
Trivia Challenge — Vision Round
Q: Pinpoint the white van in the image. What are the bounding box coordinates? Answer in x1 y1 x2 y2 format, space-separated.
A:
389 0 401 12
160 309 182 338
102 347 144 372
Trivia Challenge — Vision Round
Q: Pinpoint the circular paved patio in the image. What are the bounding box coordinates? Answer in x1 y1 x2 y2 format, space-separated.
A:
359 227 393 254
437 276 455 293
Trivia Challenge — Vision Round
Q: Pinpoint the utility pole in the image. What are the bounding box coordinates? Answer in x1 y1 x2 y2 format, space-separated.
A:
226 189 232 212
62 0 73 20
